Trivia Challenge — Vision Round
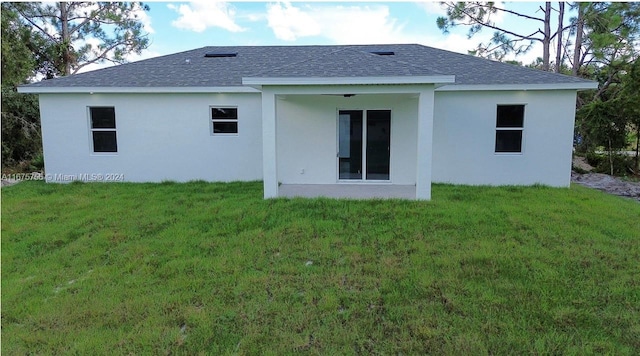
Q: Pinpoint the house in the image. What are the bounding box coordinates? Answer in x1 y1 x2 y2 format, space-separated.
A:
18 44 598 199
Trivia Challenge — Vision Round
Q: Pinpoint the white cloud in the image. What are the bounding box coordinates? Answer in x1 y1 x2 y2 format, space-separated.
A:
424 33 480 55
417 1 506 26
490 2 507 25
266 3 321 41
167 1 245 33
132 3 154 34
245 13 266 22
424 32 542 65
73 3 154 34
415 1 448 17
265 2 418 44
124 49 164 64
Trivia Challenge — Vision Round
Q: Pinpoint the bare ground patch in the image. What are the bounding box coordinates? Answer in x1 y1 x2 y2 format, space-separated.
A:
571 172 640 202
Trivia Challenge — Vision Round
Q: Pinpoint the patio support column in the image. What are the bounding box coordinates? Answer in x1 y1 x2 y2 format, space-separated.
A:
416 87 435 200
262 87 278 198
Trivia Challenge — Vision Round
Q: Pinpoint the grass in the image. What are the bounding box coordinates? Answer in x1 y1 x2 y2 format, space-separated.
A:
2 181 639 355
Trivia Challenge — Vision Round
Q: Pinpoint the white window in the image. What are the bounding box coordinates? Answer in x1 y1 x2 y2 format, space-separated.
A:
211 107 238 135
90 107 117 153
495 105 524 153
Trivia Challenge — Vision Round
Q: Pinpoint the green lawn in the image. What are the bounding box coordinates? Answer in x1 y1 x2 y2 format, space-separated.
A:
2 181 639 355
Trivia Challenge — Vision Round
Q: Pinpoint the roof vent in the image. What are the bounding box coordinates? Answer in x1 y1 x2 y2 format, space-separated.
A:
204 52 237 58
370 51 395 56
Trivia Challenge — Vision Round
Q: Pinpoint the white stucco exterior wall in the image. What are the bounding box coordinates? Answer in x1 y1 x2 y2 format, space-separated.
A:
276 94 418 185
37 88 578 189
432 90 578 187
38 93 263 182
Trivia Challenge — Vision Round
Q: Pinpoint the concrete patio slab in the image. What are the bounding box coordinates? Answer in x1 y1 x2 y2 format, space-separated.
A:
278 184 416 199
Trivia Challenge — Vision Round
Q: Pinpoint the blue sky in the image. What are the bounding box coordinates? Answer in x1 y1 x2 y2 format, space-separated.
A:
88 1 569 72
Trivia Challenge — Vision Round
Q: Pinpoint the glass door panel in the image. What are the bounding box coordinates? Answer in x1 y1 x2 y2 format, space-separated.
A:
365 110 391 180
338 111 363 180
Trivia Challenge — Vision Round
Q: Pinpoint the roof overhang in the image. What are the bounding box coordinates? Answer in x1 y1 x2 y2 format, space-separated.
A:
17 86 261 94
436 82 598 92
17 79 598 94
242 75 456 88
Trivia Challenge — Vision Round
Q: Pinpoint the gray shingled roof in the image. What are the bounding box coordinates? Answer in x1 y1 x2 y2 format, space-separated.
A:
22 44 594 88
248 47 445 78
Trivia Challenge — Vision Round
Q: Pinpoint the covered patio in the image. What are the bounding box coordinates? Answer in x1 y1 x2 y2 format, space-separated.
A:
241 49 455 200
248 84 446 201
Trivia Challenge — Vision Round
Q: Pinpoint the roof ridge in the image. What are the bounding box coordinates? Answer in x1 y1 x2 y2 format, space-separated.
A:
408 43 594 83
248 47 352 77
342 47 448 76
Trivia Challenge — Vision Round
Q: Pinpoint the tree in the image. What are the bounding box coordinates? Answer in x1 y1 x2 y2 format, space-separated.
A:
1 3 43 166
1 88 42 167
620 58 640 172
571 2 586 76
555 2 565 72
575 56 640 175
9 2 150 77
573 3 640 173
576 2 640 100
2 5 36 86
436 2 569 71
576 97 629 175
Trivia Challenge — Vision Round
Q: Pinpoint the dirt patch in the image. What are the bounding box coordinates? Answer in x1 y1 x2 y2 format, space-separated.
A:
572 156 595 172
1 179 20 188
571 172 640 202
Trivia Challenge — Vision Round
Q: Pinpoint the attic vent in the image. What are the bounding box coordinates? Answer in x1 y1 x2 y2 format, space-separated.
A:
370 51 395 56
204 52 237 58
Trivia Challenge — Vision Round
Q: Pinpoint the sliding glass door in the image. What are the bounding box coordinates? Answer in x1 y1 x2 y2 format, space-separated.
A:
338 111 363 179
338 110 390 181
365 110 391 180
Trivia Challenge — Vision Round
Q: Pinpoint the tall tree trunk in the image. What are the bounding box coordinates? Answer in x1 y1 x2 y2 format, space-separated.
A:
572 3 585 76
555 2 565 73
608 137 614 176
542 2 551 71
59 2 71 75
636 123 640 174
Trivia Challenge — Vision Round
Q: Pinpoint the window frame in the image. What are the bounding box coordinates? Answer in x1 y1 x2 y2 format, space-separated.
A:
210 106 238 136
494 104 525 154
88 106 118 154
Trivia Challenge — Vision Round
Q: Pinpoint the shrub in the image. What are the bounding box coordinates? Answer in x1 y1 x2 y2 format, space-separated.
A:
30 152 44 171
586 152 635 176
